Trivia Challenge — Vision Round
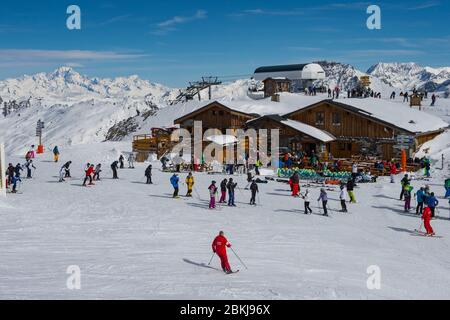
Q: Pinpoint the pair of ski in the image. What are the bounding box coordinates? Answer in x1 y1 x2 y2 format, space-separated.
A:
412 229 443 238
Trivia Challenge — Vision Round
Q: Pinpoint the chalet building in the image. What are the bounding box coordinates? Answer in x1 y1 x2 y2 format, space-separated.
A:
283 99 447 159
262 78 291 97
168 96 447 162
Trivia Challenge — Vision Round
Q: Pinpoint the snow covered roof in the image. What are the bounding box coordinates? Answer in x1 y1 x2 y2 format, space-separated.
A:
247 114 336 143
255 64 308 74
206 135 239 146
304 98 449 134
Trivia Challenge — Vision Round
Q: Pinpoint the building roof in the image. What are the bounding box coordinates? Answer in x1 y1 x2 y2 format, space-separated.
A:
254 64 308 74
247 114 336 143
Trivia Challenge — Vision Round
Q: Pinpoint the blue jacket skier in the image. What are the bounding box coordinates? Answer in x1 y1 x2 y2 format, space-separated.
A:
170 174 179 198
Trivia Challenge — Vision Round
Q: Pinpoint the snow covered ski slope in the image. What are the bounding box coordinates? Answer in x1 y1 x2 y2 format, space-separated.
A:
1 142 450 300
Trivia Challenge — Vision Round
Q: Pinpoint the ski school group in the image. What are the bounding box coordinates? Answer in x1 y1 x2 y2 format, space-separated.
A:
3 144 450 273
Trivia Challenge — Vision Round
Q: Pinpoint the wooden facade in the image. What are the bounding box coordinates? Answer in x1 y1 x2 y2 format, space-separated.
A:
263 78 291 98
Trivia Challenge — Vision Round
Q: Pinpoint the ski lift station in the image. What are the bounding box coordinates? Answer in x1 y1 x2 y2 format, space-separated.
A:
253 63 326 92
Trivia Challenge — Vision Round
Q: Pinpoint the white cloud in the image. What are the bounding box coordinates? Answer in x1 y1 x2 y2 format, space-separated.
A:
153 10 207 35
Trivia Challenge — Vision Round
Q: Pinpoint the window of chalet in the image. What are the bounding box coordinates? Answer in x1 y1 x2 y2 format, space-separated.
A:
315 112 325 125
332 113 341 125
212 110 217 116
219 110 224 116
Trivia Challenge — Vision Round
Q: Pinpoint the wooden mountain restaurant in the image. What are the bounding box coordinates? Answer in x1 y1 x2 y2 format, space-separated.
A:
172 98 447 162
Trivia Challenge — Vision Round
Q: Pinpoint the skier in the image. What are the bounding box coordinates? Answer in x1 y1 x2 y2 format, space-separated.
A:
400 174 410 200
339 184 348 213
390 162 397 183
424 160 431 178
347 179 356 203
301 189 312 214
7 163 15 185
14 163 23 179
249 180 259 205
219 179 228 203
128 153 135 169
25 160 36 179
422 206 435 236
58 165 66 182
351 163 358 184
83 164 95 186
111 161 119 179
53 146 60 163
416 187 425 215
93 164 102 181
160 156 169 171
445 178 450 199
211 231 233 274
317 188 329 216
291 171 300 197
185 172 194 197
170 173 179 198
145 164 153 184
431 94 436 106
119 155 125 169
62 161 72 178
426 192 439 218
227 178 237 207
11 174 21 194
404 184 413 212
208 181 218 209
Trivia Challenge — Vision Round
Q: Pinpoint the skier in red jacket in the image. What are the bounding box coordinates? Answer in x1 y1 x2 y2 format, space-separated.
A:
212 231 232 274
83 164 95 186
422 206 435 236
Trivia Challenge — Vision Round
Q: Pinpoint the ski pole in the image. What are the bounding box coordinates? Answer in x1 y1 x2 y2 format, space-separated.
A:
230 247 248 270
208 252 215 266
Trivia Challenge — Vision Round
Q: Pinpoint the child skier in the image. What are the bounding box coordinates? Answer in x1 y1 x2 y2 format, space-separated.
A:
317 188 329 216
400 174 410 200
415 187 425 215
208 181 218 209
145 164 153 184
14 163 23 179
11 174 21 194
59 165 66 182
219 179 228 203
170 174 179 198
185 172 194 197
211 231 233 274
291 172 300 197
404 184 413 212
347 179 356 203
62 161 72 178
339 184 348 213
249 180 259 205
301 189 312 214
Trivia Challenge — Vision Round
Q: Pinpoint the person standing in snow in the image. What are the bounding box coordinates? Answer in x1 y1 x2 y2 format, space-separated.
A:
119 155 125 169
60 161 71 179
128 153 135 169
227 178 237 207
212 231 233 274
59 165 66 182
83 164 95 186
390 162 397 183
422 206 435 236
53 146 60 163
351 163 358 184
170 173 179 198
317 188 329 216
11 174 21 194
339 184 348 213
185 172 194 197
7 163 15 186
93 164 102 181
14 163 23 179
301 189 313 214
145 164 153 184
25 160 36 179
424 161 431 178
249 180 259 205
291 171 300 197
426 192 439 218
416 187 426 215
404 184 413 212
208 181 218 209
431 94 436 106
219 179 228 203
347 179 356 203
111 161 119 179
400 174 410 200
445 178 450 199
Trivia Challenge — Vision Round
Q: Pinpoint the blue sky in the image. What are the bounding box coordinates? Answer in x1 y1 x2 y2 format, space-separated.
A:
0 0 449 86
